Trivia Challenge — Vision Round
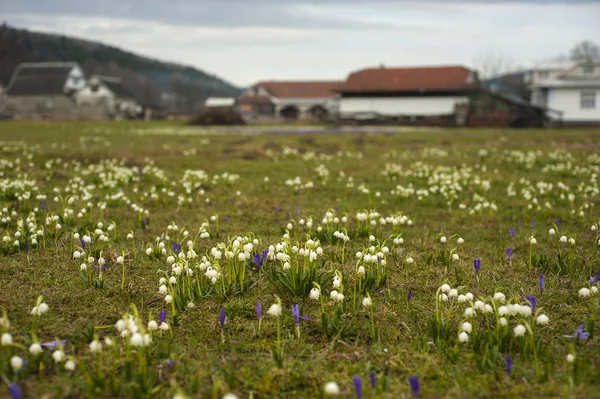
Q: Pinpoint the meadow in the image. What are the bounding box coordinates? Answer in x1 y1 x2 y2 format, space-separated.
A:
0 122 599 398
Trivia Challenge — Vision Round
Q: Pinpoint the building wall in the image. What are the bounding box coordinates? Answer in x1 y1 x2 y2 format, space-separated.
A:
75 85 115 109
547 88 600 122
339 96 468 117
6 95 108 120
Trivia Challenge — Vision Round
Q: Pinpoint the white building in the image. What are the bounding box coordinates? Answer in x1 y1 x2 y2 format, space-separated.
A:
205 97 236 108
75 75 139 119
237 81 341 121
336 65 477 121
526 60 600 124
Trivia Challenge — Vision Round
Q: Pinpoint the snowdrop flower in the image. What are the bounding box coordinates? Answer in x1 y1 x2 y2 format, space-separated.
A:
457 294 467 303
529 236 537 245
457 237 464 245
465 293 474 301
464 307 475 317
513 324 526 337
549 228 556 235
484 304 494 313
474 300 485 311
127 233 134 240
116 256 124 264
493 292 506 302
73 250 81 259
520 306 532 317
362 297 372 307
10 356 23 371
332 277 341 289
498 306 508 316
164 295 173 304
579 288 591 297
159 285 167 294
267 303 282 317
592 286 599 294
536 314 549 325
65 360 76 371
452 253 460 261
166 256 175 265
499 317 507 326
559 235 567 243
148 320 158 331
357 266 366 276
461 322 472 333
336 293 345 302
89 339 102 353
568 237 575 245
324 381 340 396
309 287 320 300
439 294 448 302
406 256 414 264
458 331 469 343
440 284 451 293
1 332 13 345
566 354 575 363
52 350 65 363
145 248 153 256
130 333 144 347
30 343 43 355
449 289 458 298
222 394 239 399
440 236 447 244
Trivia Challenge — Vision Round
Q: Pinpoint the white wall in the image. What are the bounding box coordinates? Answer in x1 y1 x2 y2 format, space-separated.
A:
339 96 468 117
75 84 115 108
64 66 86 93
548 88 599 122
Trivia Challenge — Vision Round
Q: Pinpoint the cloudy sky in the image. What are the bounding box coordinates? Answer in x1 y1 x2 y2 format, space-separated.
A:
1 0 599 86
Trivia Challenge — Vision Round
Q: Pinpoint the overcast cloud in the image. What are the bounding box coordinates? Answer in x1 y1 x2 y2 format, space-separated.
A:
2 0 599 86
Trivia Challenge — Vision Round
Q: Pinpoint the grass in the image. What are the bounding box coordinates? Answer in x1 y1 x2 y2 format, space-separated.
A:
0 121 599 398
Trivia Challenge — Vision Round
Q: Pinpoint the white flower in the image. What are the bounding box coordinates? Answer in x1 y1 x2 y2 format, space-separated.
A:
592 286 599 294
332 277 341 289
566 354 575 363
579 287 591 297
117 256 124 264
520 306 532 317
449 289 458 298
498 306 508 316
536 314 549 325
336 293 345 302
568 237 575 245
405 256 414 264
267 303 282 317
465 293 474 301
499 317 507 326
330 290 339 300
65 360 76 371
458 331 469 343
549 228 556 235
559 235 567 243
222 394 239 399
159 322 170 331
10 356 23 371
452 253 460 261
148 320 158 331
461 322 472 333
30 343 43 355
309 287 320 300
474 300 485 311
457 294 467 303
159 284 168 294
441 284 451 293
1 332 13 346
513 324 526 337
324 381 340 396
130 333 144 347
529 236 537 245
73 250 81 258
493 292 506 302
440 236 447 243
89 339 102 353
362 297 372 307
464 307 475 317
127 233 134 240
484 304 494 313
164 295 173 304
145 248 153 256
52 350 65 363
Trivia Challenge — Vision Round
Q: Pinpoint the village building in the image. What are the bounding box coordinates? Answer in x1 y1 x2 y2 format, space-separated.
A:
74 75 140 119
237 81 341 122
204 97 236 110
526 59 600 125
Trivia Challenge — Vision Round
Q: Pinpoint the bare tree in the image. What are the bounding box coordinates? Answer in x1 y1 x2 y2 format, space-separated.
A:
473 52 517 79
569 40 600 61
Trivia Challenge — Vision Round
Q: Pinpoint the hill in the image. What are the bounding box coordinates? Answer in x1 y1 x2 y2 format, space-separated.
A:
0 24 241 113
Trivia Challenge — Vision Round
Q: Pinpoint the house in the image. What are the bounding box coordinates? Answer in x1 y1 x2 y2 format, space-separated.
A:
75 75 140 119
205 97 236 110
526 60 600 125
335 65 478 124
5 62 88 119
237 81 341 121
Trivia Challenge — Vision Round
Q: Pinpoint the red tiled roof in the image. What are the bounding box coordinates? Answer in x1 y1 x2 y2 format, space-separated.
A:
337 66 477 93
254 81 342 99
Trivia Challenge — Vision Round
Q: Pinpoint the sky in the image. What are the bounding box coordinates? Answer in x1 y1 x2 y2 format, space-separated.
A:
1 0 599 87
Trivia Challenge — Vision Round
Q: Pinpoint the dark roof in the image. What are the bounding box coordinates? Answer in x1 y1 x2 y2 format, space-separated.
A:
253 81 341 99
6 62 77 96
237 95 273 105
337 65 477 93
97 76 137 101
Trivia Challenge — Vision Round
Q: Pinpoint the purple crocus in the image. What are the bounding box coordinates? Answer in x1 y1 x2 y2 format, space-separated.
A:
335 207 339 214
474 258 481 274
518 220 523 228
159 310 167 324
252 252 261 268
166 359 175 369
509 227 515 237
539 274 545 294
291 304 310 325
9 384 22 399
506 356 513 377
224 216 229 224
526 295 536 313
589 271 600 284
507 248 513 261
256 302 262 320
25 242 29 253
353 375 363 399
41 340 66 351
555 219 561 226
531 218 535 228
172 242 181 255
408 291 413 302
370 371 376 390
219 307 226 327
81 239 86 249
262 249 268 264
409 376 420 398
569 324 590 343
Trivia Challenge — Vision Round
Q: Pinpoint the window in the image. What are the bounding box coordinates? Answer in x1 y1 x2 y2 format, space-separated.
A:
580 91 596 109
582 65 595 74
539 71 549 79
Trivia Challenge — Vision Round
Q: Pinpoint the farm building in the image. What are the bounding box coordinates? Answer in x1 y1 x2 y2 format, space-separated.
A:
526 59 600 125
4 62 91 119
204 97 236 110
237 81 341 122
336 65 549 127
75 75 140 119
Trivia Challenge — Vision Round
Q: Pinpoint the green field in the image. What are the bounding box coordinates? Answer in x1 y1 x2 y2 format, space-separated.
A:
0 122 599 398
